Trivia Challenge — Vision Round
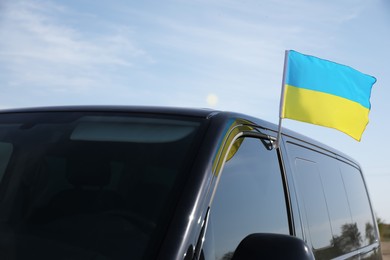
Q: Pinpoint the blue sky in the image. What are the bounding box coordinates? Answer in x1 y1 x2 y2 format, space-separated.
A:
1 0 390 221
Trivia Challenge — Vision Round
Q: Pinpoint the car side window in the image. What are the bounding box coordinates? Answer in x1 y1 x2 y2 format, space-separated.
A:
287 143 378 259
203 137 289 260
340 163 376 247
294 158 333 250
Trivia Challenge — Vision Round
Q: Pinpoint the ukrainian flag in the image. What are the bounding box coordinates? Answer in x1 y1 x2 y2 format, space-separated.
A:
281 50 376 141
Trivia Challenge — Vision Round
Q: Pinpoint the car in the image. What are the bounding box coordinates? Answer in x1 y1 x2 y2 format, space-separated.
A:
0 106 382 259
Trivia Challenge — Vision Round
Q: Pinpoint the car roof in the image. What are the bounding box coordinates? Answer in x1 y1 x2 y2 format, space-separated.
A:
0 105 219 118
0 105 357 165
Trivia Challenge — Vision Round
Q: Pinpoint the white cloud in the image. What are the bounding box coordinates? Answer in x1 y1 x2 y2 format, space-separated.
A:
0 0 151 93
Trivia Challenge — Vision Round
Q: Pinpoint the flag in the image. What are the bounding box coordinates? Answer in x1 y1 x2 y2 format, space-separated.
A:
281 50 377 141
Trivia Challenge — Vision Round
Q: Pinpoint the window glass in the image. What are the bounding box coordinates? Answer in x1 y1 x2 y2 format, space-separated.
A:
287 143 377 259
0 112 205 260
340 163 376 247
204 137 289 260
317 159 352 241
0 142 13 182
71 116 199 143
294 158 333 249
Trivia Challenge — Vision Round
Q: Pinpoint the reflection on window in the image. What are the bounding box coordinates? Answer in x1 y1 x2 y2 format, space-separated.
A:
204 137 289 260
340 163 376 247
288 143 378 259
317 159 352 243
295 159 333 250
0 112 203 260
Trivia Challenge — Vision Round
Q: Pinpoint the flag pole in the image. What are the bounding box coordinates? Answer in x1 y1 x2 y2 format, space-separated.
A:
275 50 289 149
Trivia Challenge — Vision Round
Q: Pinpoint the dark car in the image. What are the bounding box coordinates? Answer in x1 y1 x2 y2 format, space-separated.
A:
0 106 382 259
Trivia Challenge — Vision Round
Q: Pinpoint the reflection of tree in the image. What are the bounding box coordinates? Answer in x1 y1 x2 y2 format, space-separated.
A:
332 222 362 254
316 223 362 259
220 251 233 260
221 222 375 260
365 222 376 244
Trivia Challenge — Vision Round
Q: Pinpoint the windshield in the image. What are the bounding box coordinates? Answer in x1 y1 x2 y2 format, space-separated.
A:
0 111 204 260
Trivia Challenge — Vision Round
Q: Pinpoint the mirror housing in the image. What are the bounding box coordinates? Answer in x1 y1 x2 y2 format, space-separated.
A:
232 233 315 260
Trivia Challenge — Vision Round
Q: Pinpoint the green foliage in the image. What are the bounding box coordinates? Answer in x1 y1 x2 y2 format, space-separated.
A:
378 217 390 241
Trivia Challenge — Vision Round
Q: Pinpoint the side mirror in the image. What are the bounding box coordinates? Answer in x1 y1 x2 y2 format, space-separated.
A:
232 233 315 260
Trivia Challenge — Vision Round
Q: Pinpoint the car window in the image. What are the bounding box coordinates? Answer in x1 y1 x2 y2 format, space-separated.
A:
0 112 205 260
340 163 376 247
294 158 333 250
287 142 377 259
203 137 289 260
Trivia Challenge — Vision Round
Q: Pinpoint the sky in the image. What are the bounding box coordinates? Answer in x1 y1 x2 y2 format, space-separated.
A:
0 0 389 222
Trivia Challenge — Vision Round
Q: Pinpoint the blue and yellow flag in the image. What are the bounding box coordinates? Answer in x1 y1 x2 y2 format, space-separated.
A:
281 50 376 141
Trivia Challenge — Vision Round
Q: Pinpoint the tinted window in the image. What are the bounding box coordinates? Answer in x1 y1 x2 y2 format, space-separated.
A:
317 160 353 242
294 158 333 250
340 163 376 247
0 142 12 182
288 143 377 259
204 137 289 260
0 112 204 260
